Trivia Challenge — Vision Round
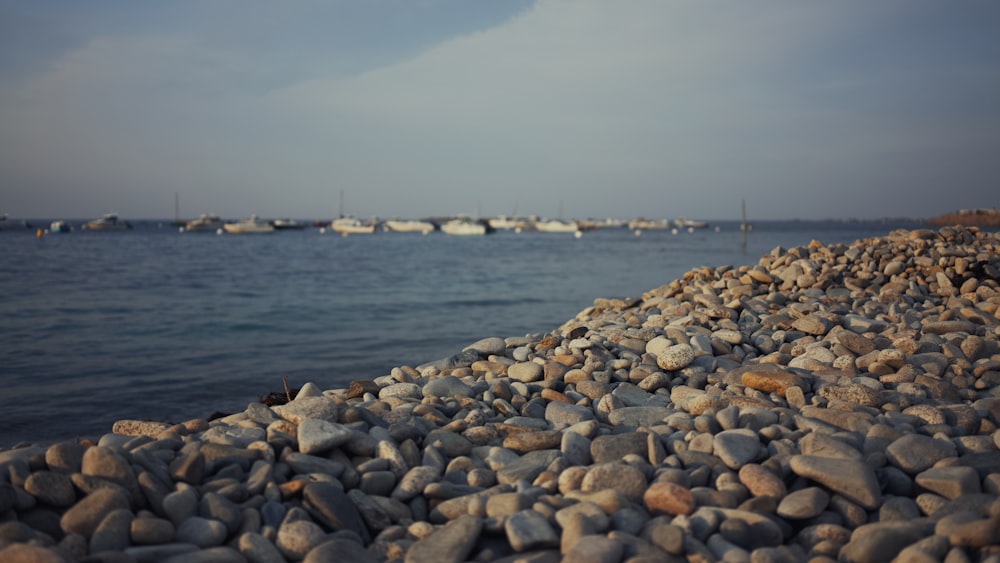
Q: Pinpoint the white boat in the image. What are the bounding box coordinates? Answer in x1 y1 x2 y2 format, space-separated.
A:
50 221 72 233
384 219 436 234
440 217 489 236
487 216 527 231
674 218 709 229
534 219 580 233
83 213 132 231
331 216 377 234
628 218 671 230
185 213 225 232
223 215 275 234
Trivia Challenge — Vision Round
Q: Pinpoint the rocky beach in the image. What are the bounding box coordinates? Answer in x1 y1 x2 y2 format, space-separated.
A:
2 225 999 563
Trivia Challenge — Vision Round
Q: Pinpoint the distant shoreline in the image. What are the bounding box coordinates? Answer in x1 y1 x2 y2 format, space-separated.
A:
928 208 1000 227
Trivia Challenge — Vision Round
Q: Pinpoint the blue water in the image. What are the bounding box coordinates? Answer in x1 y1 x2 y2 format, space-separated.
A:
0 219 924 447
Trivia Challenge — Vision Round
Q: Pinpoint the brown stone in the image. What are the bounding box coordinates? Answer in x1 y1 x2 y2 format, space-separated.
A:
643 482 695 516
502 430 563 454
741 369 806 397
738 463 787 498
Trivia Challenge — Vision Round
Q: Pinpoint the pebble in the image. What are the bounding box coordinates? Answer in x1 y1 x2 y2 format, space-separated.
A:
789 455 883 510
3 226 1000 562
776 486 829 519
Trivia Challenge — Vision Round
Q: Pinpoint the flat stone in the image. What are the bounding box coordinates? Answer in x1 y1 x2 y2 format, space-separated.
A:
276 519 329 560
463 336 507 356
789 455 882 510
89 508 133 553
404 514 482 563
922 320 977 335
934 511 1000 549
655 343 695 371
163 487 199 526
581 462 647 503
44 441 88 474
738 464 786 498
169 451 206 484
505 509 559 552
590 432 647 463
915 466 982 499
792 314 831 335
175 516 228 548
485 492 532 518
131 517 176 545
503 430 563 454
23 470 76 507
60 487 131 537
378 383 422 400
713 429 761 469
201 428 262 448
561 431 592 467
273 396 340 423
497 450 561 485
303 482 370 543
836 331 876 356
886 434 958 474
607 406 672 427
392 465 441 502
776 487 829 519
643 482 695 516
544 402 595 426
838 520 934 563
297 419 353 455
81 446 139 497
284 452 345 477
741 369 807 397
508 362 544 383
423 375 474 399
199 492 242 535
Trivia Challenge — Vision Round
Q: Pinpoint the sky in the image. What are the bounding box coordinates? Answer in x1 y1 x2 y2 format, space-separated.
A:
2 1 999 221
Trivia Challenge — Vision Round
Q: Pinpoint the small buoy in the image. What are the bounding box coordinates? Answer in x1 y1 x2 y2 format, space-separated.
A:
36 229 44 238
671 228 678 235
178 227 185 233
319 227 326 234
634 229 642 237
688 227 694 233
515 227 522 234
216 228 223 235
574 230 582 239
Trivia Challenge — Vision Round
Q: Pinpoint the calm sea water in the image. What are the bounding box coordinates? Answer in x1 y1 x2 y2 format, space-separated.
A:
1 218 924 447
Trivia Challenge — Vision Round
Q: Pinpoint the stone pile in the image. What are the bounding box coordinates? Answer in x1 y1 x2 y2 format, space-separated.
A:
2 225 1000 563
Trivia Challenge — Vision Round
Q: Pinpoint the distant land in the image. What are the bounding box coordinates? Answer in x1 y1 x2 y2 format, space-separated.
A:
927 208 1000 227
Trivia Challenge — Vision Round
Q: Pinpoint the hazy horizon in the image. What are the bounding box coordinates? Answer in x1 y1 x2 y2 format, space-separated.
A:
3 1 999 221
